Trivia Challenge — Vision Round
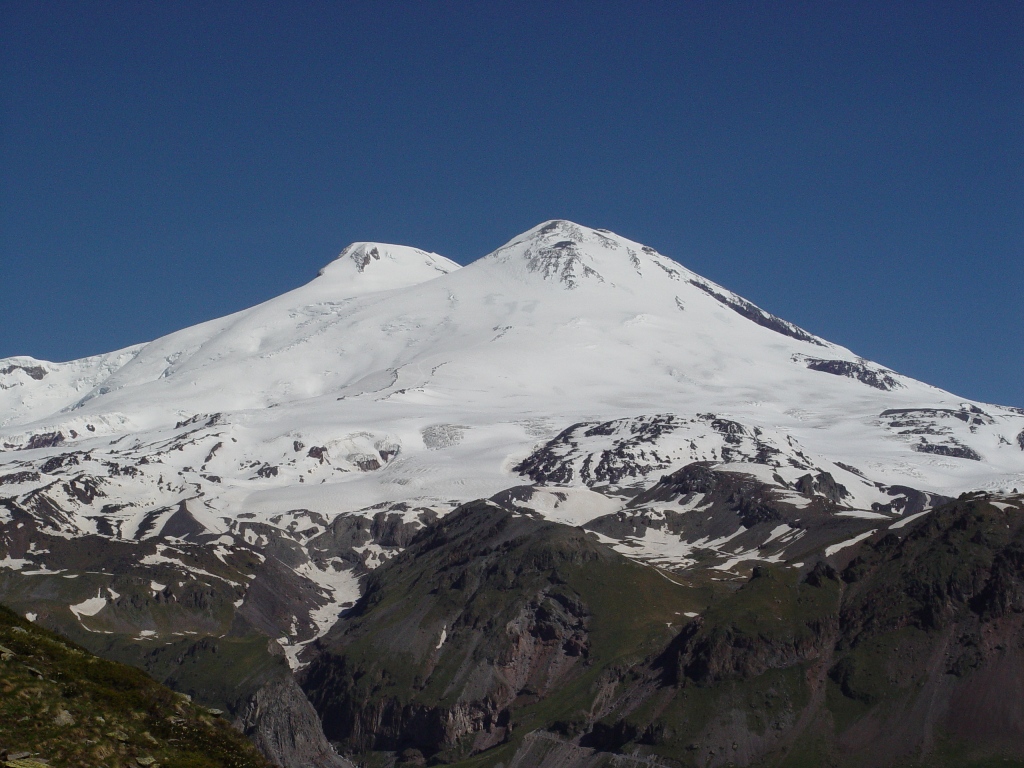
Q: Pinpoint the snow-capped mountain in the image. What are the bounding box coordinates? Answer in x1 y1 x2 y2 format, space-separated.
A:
1 220 1023 675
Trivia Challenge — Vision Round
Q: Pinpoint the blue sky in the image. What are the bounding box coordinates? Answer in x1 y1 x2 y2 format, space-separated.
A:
2 1 1021 406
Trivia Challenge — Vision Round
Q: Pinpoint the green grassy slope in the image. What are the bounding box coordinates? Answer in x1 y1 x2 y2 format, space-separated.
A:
586 494 1024 768
0 604 271 768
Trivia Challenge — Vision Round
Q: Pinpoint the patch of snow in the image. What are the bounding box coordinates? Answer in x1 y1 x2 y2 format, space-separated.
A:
825 530 876 557
890 510 930 530
764 524 792 543
70 591 108 620
837 510 892 520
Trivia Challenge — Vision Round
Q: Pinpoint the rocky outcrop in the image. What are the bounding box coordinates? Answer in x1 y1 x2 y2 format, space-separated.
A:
585 461 873 570
236 676 355 768
689 279 823 345
0 363 47 380
794 471 850 504
912 438 983 461
511 414 824 489
802 357 902 391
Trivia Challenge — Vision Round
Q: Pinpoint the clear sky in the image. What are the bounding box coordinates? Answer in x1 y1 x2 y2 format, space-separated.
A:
1 1 1021 406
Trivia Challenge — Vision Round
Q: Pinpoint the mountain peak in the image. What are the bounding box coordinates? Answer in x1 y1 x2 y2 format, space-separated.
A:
479 220 693 290
508 219 612 248
315 242 460 295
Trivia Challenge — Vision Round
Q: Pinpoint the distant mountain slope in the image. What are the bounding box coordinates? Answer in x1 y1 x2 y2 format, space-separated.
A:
300 493 1024 767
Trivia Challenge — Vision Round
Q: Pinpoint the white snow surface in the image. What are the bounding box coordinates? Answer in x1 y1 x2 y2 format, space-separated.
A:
69 590 108 621
824 530 879 557
1 220 1022 545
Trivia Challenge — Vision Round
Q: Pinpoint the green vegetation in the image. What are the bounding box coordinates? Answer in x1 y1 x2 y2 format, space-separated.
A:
0 604 270 768
304 496 1024 767
97 632 288 716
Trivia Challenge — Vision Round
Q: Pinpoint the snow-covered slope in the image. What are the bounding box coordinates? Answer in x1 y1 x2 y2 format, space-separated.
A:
2 220 1023 656
4 220 1021 498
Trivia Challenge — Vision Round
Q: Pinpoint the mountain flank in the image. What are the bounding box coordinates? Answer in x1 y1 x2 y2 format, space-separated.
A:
299 493 1024 767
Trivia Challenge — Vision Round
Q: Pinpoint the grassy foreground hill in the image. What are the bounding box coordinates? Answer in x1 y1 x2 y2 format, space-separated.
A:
0 603 270 768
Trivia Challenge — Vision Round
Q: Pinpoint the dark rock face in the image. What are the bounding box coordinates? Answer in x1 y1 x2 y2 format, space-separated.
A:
626 462 829 528
583 461 891 573
0 471 40 485
650 460 719 496
871 484 951 516
22 432 65 450
159 501 209 540
523 239 603 289
913 439 982 461
40 453 80 474
301 507 585 753
502 221 605 290
351 245 381 272
236 676 355 768
794 471 850 503
304 509 419 574
690 279 824 345
881 404 995 429
64 475 102 504
368 510 421 548
174 412 223 430
0 364 47 380
802 357 902 390
877 405 992 461
840 497 1024 631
